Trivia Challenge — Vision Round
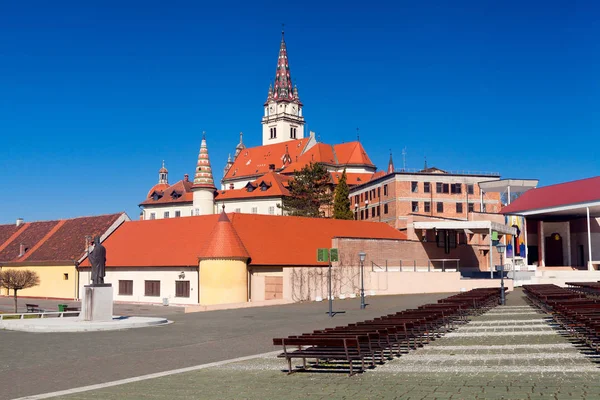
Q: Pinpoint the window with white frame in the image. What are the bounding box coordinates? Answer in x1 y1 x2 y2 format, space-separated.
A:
251 207 258 214
268 206 275 215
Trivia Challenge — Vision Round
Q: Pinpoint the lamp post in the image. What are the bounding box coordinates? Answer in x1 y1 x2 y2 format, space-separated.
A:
495 243 506 305
359 251 366 309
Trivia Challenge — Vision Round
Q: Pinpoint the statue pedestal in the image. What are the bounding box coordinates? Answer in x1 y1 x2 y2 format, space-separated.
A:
81 284 113 322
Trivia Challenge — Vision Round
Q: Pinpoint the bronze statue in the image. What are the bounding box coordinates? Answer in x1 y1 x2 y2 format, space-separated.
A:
89 236 106 285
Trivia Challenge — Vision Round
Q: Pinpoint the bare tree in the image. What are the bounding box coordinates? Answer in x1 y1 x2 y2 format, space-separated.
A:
0 269 40 312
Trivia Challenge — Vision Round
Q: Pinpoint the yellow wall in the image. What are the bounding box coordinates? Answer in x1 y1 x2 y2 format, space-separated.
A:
199 259 247 305
0 265 78 299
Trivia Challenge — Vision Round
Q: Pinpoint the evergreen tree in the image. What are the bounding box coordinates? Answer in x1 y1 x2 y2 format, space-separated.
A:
333 169 354 220
281 162 333 217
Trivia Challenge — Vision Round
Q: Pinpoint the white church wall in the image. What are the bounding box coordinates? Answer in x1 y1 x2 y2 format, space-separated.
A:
143 204 194 220
219 197 283 215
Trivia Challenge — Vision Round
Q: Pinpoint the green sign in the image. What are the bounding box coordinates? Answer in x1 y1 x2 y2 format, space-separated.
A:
330 248 339 262
491 231 499 241
317 248 329 262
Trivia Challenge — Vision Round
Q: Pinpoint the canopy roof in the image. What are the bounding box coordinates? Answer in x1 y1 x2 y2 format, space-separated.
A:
413 220 516 235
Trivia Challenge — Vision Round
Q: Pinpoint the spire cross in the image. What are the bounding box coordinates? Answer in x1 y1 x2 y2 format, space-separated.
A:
356 128 360 141
202 131 206 140
222 204 226 212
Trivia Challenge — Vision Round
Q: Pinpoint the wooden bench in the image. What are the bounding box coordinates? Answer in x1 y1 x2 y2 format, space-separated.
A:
26 304 42 313
272 337 366 376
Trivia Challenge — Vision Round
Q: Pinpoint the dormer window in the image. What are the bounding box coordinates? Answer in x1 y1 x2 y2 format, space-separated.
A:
260 182 269 191
171 191 181 200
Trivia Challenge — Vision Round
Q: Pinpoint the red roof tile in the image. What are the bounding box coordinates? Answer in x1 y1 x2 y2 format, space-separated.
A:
333 142 374 166
87 214 406 268
216 172 291 201
0 213 125 264
501 176 600 214
198 212 249 260
0 224 25 251
330 172 378 186
140 179 195 206
223 138 310 180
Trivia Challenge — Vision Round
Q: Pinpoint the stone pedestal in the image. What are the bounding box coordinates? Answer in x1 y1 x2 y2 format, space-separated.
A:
80 284 113 322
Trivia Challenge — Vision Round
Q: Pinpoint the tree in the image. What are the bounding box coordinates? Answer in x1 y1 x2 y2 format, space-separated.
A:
333 169 354 220
281 162 333 217
0 269 40 312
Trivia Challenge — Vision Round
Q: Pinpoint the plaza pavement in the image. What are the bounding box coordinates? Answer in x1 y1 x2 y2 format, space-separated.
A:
0 292 448 400
31 289 600 400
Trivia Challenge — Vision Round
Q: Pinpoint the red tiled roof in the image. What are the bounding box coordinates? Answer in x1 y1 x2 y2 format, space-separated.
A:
140 179 195 206
87 214 406 268
501 176 600 214
198 212 249 260
146 183 170 198
0 224 24 251
333 142 374 166
281 143 337 172
0 214 125 264
223 138 310 180
330 172 378 186
216 172 291 201
0 221 59 262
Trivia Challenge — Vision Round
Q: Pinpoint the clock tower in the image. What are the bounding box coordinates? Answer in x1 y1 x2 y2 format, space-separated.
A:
261 30 305 145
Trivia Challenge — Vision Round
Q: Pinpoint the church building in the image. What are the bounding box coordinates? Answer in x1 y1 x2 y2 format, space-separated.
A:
139 31 379 220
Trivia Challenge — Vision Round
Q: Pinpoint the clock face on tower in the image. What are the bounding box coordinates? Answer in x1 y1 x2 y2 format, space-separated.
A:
291 105 297 114
269 105 274 113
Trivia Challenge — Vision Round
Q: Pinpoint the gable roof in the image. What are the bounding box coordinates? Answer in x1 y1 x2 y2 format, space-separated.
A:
0 213 126 264
223 138 310 181
83 214 406 268
501 176 600 215
333 142 374 166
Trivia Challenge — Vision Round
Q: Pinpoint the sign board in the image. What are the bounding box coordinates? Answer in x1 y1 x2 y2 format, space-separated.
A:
330 248 339 262
317 248 329 262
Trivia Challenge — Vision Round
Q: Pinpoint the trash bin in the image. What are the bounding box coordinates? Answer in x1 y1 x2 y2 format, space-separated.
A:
58 304 67 312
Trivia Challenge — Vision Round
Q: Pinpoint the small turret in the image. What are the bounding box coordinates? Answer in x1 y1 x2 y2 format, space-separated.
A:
387 152 394 174
158 160 168 184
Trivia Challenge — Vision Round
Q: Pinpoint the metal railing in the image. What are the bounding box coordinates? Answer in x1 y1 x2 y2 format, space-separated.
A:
394 168 500 177
372 259 460 272
0 311 80 320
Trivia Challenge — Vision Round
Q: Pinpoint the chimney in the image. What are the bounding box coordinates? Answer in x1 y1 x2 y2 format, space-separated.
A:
16 218 24 227
269 164 275 172
184 174 189 182
19 244 25 257
139 211 144 221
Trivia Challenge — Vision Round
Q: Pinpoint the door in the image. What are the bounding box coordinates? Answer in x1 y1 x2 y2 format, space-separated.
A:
545 233 564 266
265 276 283 300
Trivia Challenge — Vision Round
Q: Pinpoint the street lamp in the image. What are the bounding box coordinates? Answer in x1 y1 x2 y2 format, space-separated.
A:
495 243 506 305
359 251 366 309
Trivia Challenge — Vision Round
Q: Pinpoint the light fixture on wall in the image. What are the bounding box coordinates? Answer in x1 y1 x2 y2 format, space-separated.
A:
179 272 185 280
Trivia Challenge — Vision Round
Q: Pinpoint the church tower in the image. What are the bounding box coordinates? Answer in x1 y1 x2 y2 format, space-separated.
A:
261 30 305 145
192 132 216 215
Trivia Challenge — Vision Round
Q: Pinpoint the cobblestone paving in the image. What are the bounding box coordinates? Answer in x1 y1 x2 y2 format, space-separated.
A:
55 290 600 400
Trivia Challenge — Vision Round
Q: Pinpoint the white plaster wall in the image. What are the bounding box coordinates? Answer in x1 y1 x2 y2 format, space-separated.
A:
78 267 199 305
221 178 259 190
571 232 600 265
220 198 283 215
261 101 304 145
193 189 215 215
143 204 194 220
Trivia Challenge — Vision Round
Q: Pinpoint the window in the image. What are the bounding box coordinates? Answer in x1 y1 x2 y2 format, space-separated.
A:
251 207 258 214
235 208 241 213
437 202 444 213
371 207 375 218
376 205 380 216
191 210 194 216
270 127 277 139
175 210 181 218
377 187 380 198
468 203 475 213
354 212 358 220
467 184 474 195
482 203 486 212
260 184 268 191
119 280 133 296
144 280 160 297
175 281 190 298
384 184 388 196
360 210 364 220
150 213 156 220
451 183 462 194
290 127 297 139
354 195 359 204
268 206 275 215
412 201 419 212
424 202 431 213
456 203 463 213
360 193 363 202
164 211 170 219
424 182 431 193
63 273 69 280
411 182 418 193
443 184 449 193
384 204 388 214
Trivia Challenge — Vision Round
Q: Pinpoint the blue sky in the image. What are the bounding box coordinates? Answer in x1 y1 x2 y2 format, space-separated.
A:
1 0 598 223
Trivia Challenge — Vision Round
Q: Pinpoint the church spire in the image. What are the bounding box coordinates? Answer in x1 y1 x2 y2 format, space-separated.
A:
193 132 215 189
387 151 394 174
272 28 295 102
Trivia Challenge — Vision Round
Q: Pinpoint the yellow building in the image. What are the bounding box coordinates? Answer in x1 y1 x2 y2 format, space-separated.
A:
0 213 128 300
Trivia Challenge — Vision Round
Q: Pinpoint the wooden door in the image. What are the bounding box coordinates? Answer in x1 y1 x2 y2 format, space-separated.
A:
545 233 564 266
265 276 283 300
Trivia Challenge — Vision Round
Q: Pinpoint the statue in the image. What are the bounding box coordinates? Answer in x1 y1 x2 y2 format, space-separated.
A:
89 236 106 285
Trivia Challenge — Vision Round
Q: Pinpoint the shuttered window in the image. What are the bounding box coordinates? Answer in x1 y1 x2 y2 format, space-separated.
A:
145 280 160 297
119 280 133 296
175 281 190 298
